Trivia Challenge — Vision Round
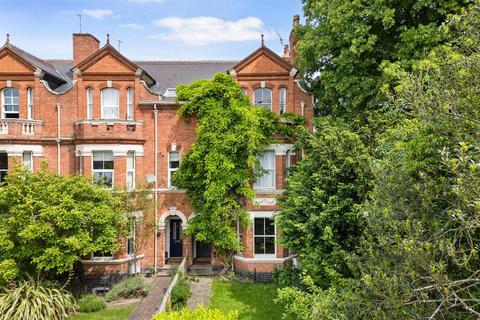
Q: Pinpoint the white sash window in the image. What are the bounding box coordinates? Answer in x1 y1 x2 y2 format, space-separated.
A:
279 88 286 114
92 151 114 188
101 88 119 119
2 88 19 119
168 151 180 188
126 151 135 191
86 88 93 119
254 150 275 189
253 88 272 111
127 88 134 120
27 88 33 120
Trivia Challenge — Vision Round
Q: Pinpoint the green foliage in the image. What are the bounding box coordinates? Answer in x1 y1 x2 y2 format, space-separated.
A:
105 276 151 302
272 267 302 288
297 0 469 129
276 118 371 287
0 165 127 284
78 294 106 313
152 305 238 320
69 304 136 320
171 273 191 310
174 73 278 252
0 277 77 320
279 2 480 319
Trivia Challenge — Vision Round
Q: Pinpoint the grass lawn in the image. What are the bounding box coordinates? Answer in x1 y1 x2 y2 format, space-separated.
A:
209 279 283 320
68 304 136 320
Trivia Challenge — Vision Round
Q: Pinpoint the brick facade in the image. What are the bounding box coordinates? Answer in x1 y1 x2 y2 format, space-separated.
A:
0 16 312 285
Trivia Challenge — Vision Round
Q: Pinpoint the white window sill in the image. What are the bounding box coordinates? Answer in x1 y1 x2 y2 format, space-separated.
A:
75 119 144 125
80 254 145 265
234 254 297 264
254 188 285 195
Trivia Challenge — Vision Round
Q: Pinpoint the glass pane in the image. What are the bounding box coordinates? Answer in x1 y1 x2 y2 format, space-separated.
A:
254 237 265 254
254 218 264 235
254 89 262 105
0 171 7 183
104 160 114 170
265 218 275 235
23 152 32 170
127 172 134 190
94 172 113 187
264 89 272 104
169 152 180 169
0 153 7 170
265 237 275 254
127 152 135 169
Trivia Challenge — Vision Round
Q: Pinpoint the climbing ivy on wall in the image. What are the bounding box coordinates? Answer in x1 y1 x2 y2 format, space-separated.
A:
173 73 280 253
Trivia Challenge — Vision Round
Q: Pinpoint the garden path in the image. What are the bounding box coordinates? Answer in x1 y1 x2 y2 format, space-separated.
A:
186 277 213 309
129 276 171 320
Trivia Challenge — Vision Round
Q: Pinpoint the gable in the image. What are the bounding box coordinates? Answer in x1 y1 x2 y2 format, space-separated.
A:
0 51 36 73
83 53 135 73
237 53 289 74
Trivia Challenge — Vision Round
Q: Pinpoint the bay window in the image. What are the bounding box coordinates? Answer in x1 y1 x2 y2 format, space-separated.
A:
2 88 19 119
254 150 275 189
168 151 180 188
92 151 114 188
279 88 286 114
127 88 134 120
126 151 135 191
86 88 93 119
253 88 272 110
254 217 275 256
101 88 119 119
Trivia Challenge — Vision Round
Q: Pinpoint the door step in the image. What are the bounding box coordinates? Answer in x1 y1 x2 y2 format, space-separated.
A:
189 265 216 277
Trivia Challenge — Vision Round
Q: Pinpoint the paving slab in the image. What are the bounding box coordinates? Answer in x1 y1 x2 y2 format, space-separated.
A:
129 276 171 320
186 277 213 310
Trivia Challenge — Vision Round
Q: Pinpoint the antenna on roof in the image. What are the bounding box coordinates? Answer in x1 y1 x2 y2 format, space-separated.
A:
5 34 10 44
261 34 265 47
75 13 82 33
275 29 285 46
114 38 123 51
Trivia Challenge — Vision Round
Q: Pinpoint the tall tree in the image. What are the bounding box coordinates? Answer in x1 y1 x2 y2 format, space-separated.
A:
296 0 469 129
0 166 127 284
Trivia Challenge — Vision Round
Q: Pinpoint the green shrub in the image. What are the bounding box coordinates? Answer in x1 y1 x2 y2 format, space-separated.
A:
152 305 238 320
272 267 302 288
78 294 106 313
105 276 151 302
171 274 191 310
0 278 77 320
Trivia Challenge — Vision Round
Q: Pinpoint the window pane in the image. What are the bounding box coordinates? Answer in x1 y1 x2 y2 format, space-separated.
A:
254 237 265 254
101 88 120 119
265 218 275 235
0 153 7 170
264 89 272 104
254 89 263 105
127 151 135 170
169 152 180 169
265 237 275 254
254 218 264 236
94 172 113 187
23 152 32 170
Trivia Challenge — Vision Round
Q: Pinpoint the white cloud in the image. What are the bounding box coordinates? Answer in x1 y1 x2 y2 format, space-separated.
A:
150 16 272 46
82 9 114 20
119 23 145 30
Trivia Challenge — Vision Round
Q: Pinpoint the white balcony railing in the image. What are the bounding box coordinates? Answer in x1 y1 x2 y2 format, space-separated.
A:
0 119 43 136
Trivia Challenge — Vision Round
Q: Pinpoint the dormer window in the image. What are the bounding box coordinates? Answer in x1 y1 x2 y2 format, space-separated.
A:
101 88 119 120
253 88 272 111
2 88 19 119
164 88 176 98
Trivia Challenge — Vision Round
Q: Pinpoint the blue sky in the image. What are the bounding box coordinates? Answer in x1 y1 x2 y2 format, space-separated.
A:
0 0 303 61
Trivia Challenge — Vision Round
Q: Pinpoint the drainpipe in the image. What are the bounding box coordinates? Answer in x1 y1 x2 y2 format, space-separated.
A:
153 104 159 274
56 103 61 175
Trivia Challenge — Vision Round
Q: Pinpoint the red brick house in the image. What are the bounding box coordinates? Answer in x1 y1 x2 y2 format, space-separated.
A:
0 16 313 286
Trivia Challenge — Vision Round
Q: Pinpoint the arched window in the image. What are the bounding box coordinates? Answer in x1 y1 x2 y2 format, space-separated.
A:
101 88 119 119
86 88 93 119
27 88 33 120
279 88 287 114
253 88 272 111
2 88 19 119
126 88 134 120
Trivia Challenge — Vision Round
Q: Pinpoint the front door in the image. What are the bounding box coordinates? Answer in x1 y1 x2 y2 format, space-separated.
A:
169 219 182 257
195 241 211 258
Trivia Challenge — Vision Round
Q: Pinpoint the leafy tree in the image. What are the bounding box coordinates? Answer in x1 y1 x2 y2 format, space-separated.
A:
277 118 371 287
0 166 127 284
278 2 480 318
173 73 277 254
296 0 469 130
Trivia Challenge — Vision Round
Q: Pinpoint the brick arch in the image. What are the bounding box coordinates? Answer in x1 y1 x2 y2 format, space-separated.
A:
158 207 188 230
250 82 276 91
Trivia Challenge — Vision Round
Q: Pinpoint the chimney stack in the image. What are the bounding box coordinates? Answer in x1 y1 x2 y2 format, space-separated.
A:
283 45 291 61
73 33 100 66
289 15 300 61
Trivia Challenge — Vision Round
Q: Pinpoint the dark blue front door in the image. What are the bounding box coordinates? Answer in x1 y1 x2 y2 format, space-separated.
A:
169 219 182 257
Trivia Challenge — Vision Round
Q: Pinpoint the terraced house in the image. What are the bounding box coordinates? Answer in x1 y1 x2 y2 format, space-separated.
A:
0 15 313 287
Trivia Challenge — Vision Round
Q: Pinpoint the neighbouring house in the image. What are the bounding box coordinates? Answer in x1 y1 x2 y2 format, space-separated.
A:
0 15 313 288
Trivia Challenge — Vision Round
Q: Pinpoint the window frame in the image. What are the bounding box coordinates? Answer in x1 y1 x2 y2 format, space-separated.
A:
254 150 276 190
92 151 114 188
0 152 7 183
126 88 134 120
126 217 136 257
2 88 19 119
253 216 276 258
86 87 93 119
27 88 33 120
126 151 135 191
100 88 120 120
168 151 180 188
279 87 287 114
253 88 272 111
22 151 33 171
91 251 114 261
